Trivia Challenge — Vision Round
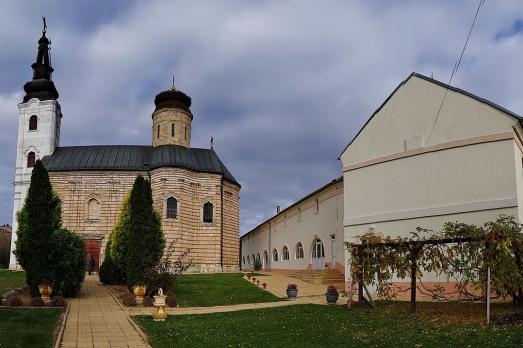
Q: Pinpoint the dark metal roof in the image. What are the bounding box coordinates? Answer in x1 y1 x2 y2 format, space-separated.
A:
240 176 343 239
41 144 239 186
338 72 523 159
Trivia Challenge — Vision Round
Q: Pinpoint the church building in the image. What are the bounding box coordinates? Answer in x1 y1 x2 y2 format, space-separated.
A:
9 26 240 273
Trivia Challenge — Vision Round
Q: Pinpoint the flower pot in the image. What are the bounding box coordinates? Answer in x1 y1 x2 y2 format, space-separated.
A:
286 288 298 300
326 292 339 305
133 285 146 303
38 284 52 303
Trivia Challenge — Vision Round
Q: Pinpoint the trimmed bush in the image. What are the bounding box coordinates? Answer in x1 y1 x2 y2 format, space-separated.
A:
7 296 23 307
48 228 85 297
50 296 67 307
14 160 61 296
166 290 177 307
30 297 45 307
109 193 131 271
122 292 136 306
99 239 126 285
113 176 164 288
143 296 154 307
253 258 262 271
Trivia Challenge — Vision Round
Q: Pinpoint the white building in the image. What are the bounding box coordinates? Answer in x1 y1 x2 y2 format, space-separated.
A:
240 178 345 273
340 73 523 285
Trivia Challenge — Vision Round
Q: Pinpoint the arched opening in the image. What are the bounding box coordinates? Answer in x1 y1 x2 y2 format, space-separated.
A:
87 198 101 220
295 242 304 259
203 202 213 223
242 256 245 265
27 151 36 168
252 254 255 264
263 250 269 267
282 246 289 260
166 197 178 219
247 255 250 264
273 248 279 262
29 115 38 131
311 238 325 270
257 252 261 262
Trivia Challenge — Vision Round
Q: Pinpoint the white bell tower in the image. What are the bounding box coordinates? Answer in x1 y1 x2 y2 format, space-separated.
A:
9 19 62 269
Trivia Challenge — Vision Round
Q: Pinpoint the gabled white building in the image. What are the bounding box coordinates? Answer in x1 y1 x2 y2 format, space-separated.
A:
340 73 523 284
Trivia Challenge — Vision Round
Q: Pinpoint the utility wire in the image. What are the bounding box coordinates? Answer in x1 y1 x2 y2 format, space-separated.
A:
426 0 486 144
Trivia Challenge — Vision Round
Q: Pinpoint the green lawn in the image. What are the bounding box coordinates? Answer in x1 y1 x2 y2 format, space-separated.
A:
0 308 62 348
174 273 280 307
0 270 26 295
135 303 523 347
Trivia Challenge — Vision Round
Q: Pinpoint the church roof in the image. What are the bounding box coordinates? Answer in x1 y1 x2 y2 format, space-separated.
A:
41 144 240 186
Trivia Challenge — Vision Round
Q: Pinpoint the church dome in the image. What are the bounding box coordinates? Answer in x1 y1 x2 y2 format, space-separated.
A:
154 87 192 114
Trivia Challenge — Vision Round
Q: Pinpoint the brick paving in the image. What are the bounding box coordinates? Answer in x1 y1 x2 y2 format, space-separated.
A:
59 275 150 348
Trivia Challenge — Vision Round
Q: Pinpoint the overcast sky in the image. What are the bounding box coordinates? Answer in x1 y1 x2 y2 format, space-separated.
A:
1 1 523 234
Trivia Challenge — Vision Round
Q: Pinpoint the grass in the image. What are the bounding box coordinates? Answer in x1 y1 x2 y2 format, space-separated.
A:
174 272 280 307
0 308 62 348
0 269 26 295
135 302 523 347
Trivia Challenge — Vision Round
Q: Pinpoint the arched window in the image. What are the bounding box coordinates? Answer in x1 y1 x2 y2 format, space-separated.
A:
171 123 175 137
87 198 101 220
282 246 289 260
203 202 213 223
252 254 255 264
166 197 178 219
247 255 250 264
312 238 325 259
29 115 38 131
295 242 304 259
257 253 261 262
242 256 245 265
273 248 279 261
264 250 269 264
27 151 36 168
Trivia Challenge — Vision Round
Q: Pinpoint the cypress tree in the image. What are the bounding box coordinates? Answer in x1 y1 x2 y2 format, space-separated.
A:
125 175 165 288
14 160 62 296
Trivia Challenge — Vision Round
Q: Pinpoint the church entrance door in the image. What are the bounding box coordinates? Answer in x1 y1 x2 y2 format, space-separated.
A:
84 240 101 273
311 238 325 270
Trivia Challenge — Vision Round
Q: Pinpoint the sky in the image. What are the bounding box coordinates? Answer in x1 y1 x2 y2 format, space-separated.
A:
1 1 523 235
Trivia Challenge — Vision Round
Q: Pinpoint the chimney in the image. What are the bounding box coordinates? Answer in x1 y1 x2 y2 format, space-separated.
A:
276 205 281 214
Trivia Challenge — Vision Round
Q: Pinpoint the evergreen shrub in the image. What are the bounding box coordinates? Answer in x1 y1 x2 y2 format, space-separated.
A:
49 228 85 297
113 176 164 288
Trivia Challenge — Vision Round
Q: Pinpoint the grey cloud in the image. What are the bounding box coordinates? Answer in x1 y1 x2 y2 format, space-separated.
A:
1 1 523 234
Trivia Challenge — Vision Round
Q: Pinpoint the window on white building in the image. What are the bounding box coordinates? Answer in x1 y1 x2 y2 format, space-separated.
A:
282 246 289 260
295 243 304 259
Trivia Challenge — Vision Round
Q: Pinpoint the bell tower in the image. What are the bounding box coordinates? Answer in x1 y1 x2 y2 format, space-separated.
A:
152 80 193 148
10 18 62 269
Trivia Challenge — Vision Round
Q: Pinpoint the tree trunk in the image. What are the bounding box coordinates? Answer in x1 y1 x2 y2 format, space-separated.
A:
410 256 417 313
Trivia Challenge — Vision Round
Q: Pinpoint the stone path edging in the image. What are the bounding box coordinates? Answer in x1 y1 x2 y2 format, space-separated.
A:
54 302 70 348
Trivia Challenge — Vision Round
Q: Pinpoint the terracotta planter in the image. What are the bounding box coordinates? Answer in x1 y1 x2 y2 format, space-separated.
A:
38 284 52 303
326 292 339 305
133 285 146 303
286 288 298 300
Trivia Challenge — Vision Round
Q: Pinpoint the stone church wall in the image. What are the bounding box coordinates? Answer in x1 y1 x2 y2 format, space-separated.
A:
49 168 240 272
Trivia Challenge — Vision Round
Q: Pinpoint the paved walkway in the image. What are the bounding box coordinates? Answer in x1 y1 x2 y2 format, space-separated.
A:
60 275 150 348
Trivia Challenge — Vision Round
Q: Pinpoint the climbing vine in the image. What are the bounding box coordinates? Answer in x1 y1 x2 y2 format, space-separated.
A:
346 215 523 311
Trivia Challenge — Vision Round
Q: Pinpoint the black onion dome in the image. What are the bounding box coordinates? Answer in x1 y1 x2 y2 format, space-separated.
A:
23 79 59 103
154 88 192 116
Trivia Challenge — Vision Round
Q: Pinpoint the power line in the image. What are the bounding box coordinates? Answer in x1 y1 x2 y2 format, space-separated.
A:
426 0 486 144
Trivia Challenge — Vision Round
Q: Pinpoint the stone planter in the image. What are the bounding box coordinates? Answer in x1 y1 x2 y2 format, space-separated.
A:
286 288 298 300
133 285 146 303
325 292 339 305
153 289 167 321
38 284 52 303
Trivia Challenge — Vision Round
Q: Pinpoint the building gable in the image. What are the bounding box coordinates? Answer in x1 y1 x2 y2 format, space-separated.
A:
340 73 523 166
